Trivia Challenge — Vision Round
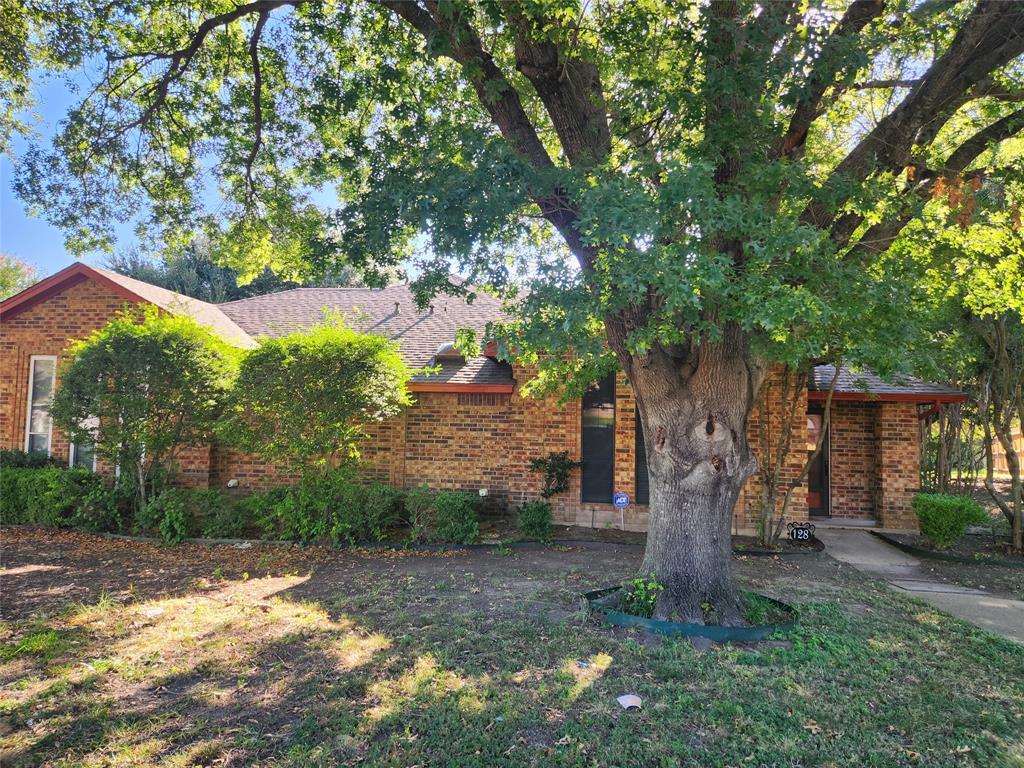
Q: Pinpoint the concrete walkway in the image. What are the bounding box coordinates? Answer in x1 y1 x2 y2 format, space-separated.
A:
816 528 1024 644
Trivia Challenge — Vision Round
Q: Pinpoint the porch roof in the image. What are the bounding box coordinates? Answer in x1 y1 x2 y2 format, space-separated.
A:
809 364 968 404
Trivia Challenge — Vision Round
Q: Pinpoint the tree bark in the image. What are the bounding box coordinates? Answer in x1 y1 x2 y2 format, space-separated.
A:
626 324 764 624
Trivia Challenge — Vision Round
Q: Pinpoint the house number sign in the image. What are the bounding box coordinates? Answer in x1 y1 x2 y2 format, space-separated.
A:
787 521 815 543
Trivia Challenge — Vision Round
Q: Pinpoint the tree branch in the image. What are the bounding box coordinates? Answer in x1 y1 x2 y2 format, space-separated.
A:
102 1 297 144
773 0 886 160
803 2 1024 231
850 78 921 90
244 10 271 203
845 106 1024 259
505 6 611 167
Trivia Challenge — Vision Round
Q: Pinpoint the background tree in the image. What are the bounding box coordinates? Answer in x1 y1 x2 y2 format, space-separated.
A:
0 253 37 300
10 1 1024 622
223 314 412 466
107 238 366 303
894 173 1024 551
51 308 238 514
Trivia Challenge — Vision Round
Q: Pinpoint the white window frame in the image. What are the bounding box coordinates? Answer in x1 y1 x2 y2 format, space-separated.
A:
68 415 99 471
24 355 57 455
69 441 98 471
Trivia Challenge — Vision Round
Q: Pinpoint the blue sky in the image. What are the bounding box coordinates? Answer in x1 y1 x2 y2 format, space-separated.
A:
2 76 114 277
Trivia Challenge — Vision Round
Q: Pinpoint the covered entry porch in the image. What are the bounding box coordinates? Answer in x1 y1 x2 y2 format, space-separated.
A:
804 366 968 530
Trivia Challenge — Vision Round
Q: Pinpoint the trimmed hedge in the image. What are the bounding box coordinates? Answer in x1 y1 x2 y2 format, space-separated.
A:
432 491 480 544
1 463 481 547
912 493 989 550
0 449 60 469
518 500 553 541
250 469 405 545
0 466 120 532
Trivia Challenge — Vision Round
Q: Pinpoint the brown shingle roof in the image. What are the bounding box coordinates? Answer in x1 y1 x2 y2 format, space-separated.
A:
810 364 967 402
218 285 513 385
87 266 257 348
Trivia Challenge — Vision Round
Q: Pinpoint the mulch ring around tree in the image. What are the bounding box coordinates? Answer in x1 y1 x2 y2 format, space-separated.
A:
583 586 798 642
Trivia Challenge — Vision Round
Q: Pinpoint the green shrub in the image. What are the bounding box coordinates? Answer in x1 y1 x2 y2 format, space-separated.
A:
243 487 293 539
433 492 479 544
200 499 249 539
528 451 582 498
144 488 196 544
404 484 436 542
356 482 403 542
913 493 989 549
0 467 117 530
0 449 59 469
244 467 403 546
622 574 664 618
518 500 553 541
61 471 122 532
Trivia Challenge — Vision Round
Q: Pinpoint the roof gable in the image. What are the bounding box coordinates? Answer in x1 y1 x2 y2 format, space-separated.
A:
0 263 255 348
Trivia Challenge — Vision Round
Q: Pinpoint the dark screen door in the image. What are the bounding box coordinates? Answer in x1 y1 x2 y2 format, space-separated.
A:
806 410 830 516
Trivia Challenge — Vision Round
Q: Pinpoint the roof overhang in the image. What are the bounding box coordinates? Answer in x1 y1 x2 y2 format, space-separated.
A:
807 390 969 404
407 382 515 394
0 262 145 321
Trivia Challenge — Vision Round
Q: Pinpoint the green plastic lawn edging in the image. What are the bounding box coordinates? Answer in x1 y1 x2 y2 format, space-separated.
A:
870 531 1024 569
582 586 798 642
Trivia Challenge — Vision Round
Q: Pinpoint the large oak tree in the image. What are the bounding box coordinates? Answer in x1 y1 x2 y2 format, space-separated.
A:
7 0 1024 622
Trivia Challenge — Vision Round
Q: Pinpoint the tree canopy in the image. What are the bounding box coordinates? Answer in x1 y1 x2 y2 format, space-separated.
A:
107 239 362 303
8 1 1022 382
0 253 37 300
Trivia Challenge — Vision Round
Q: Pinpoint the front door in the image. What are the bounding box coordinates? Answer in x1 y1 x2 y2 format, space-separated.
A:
806 410 830 517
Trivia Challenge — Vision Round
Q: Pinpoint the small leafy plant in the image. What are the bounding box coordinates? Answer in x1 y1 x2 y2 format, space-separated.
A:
146 488 198 544
404 484 436 542
433 492 479 544
528 451 582 499
518 500 553 541
622 574 664 618
913 493 989 550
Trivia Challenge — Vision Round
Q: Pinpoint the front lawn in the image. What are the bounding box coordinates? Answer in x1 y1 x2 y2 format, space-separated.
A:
0 529 1022 767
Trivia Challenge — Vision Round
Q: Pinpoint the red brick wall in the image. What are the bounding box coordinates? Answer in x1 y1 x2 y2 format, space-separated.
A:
0 280 141 462
876 402 920 529
828 401 878 520
739 368 811 533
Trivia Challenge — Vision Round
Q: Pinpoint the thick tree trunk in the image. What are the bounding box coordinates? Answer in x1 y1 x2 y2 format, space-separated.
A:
625 326 764 625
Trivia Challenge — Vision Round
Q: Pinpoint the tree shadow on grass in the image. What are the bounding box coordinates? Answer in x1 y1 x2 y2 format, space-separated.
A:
2 534 1023 766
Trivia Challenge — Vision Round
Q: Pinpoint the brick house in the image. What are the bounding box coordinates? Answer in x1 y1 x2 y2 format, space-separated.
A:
1 263 967 532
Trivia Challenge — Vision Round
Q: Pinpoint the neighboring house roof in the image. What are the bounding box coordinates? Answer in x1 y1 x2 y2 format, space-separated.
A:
0 262 256 348
217 285 514 390
809 364 968 404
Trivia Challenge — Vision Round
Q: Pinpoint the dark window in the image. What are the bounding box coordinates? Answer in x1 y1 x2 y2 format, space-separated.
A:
581 374 615 503
635 408 649 505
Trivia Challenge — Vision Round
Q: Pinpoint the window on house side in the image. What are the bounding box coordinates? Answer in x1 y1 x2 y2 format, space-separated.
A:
581 373 615 503
25 356 56 455
69 417 99 471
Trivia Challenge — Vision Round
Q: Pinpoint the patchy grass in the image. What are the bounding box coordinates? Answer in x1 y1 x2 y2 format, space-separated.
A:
0 530 1022 767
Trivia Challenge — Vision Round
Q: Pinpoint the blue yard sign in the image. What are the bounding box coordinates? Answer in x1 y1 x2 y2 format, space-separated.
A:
612 491 629 509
